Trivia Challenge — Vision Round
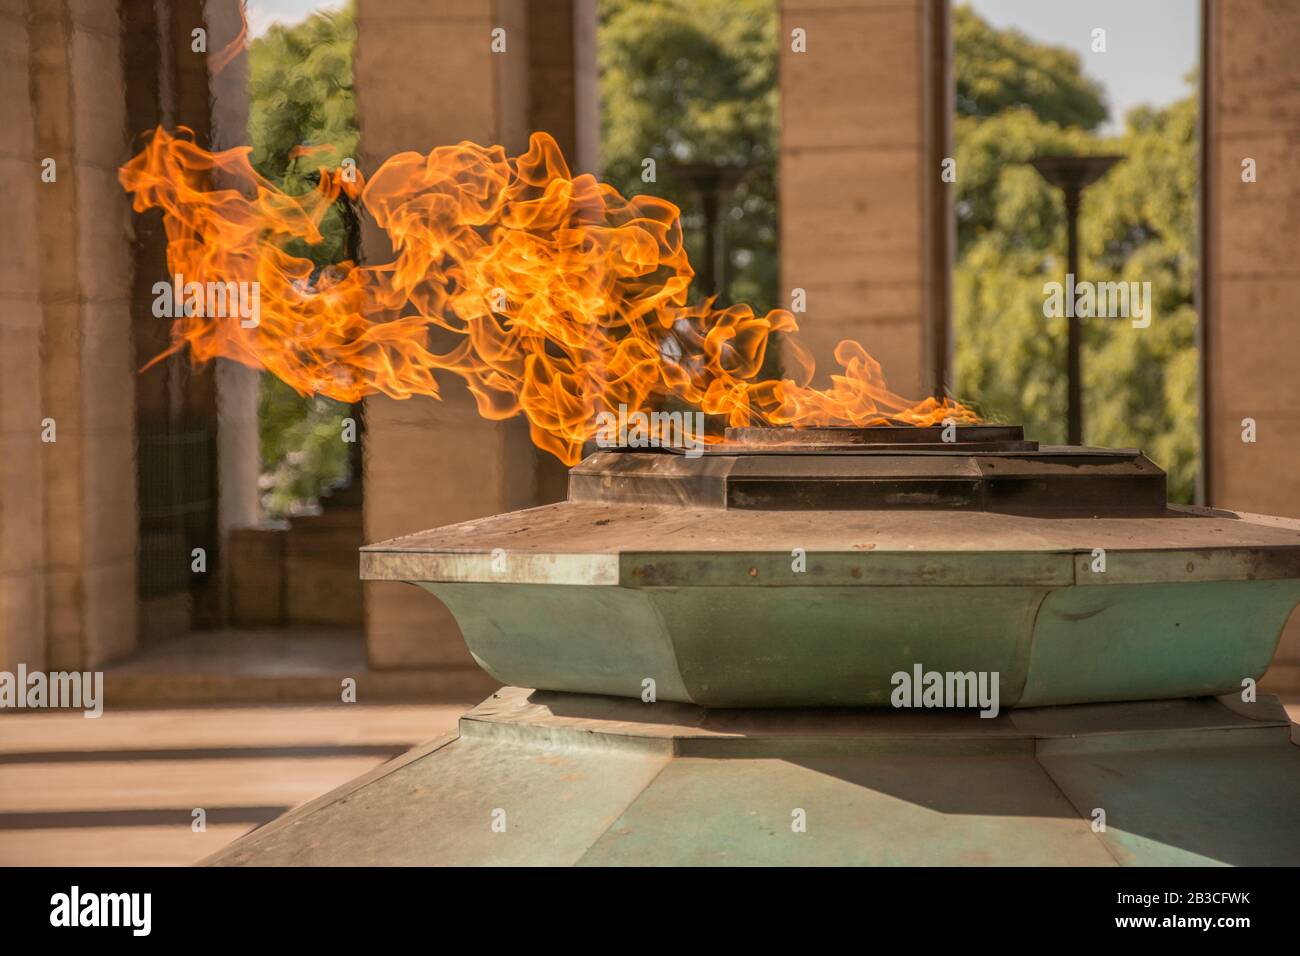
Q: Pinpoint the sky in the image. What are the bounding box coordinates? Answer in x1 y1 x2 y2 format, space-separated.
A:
969 0 1200 132
245 0 341 38
244 0 1201 135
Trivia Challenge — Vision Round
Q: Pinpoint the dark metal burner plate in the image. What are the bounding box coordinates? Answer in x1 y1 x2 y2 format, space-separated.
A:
572 425 1167 515
721 423 1037 453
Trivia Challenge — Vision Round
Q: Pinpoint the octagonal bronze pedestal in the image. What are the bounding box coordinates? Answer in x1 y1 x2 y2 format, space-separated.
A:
210 687 1300 866
211 427 1300 866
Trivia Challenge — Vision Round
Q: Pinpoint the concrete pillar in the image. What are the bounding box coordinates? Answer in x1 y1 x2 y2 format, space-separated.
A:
527 0 599 505
356 0 536 669
528 0 600 176
356 0 599 669
27 0 138 668
1203 0 1300 681
122 0 247 640
205 0 262 551
0 0 49 672
123 0 189 642
778 0 950 400
1203 0 1300 514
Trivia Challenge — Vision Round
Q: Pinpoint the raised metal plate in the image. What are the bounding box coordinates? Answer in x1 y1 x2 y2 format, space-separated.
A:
568 447 1168 514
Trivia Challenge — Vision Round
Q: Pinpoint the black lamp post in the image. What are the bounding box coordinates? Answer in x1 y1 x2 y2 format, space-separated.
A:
668 162 746 303
1029 154 1123 446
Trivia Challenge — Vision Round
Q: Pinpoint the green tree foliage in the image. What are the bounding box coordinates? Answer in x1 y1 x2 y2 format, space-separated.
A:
599 0 778 314
952 5 1199 501
247 5 358 517
1083 96 1199 498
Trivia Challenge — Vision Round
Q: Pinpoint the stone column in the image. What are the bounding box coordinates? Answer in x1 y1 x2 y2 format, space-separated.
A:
27 0 138 668
207 0 262 542
355 0 550 669
527 0 599 505
1204 0 1300 513
120 0 249 640
778 0 950 400
0 0 48 672
205 0 263 641
1203 0 1300 682
123 0 187 642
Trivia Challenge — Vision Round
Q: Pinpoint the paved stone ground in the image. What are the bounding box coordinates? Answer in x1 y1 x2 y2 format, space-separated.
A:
100 628 499 705
0 703 470 866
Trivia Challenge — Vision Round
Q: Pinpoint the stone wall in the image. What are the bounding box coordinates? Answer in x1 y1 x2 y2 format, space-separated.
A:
0 0 49 672
1205 0 1300 513
0 0 257 674
1204 0 1300 680
356 0 533 670
27 0 138 669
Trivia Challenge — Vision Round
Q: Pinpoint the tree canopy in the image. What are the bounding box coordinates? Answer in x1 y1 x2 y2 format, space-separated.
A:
949 5 1198 500
599 0 779 314
247 5 358 517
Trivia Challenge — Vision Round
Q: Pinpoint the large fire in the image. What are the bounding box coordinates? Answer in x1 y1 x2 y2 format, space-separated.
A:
119 127 975 464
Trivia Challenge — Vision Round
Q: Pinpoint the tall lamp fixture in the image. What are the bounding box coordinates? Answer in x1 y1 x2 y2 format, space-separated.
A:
1029 154 1123 445
668 162 747 304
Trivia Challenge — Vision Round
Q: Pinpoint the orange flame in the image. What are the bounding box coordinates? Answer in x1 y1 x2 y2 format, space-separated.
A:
119 127 976 464
209 2 249 74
